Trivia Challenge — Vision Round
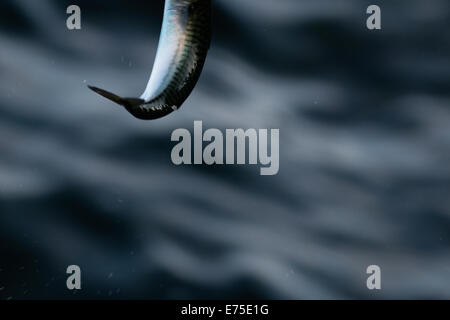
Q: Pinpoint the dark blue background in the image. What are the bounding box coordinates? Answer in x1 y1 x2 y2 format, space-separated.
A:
0 0 449 299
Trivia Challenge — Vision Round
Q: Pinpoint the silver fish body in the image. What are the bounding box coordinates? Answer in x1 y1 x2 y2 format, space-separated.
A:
89 0 211 120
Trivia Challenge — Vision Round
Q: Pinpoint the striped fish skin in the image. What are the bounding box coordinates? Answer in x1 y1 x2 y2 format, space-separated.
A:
89 0 211 120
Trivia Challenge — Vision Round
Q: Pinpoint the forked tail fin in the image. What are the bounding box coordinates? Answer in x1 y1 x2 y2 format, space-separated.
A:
88 85 128 106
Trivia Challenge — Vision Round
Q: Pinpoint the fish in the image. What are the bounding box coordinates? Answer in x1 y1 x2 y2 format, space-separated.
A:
88 0 211 120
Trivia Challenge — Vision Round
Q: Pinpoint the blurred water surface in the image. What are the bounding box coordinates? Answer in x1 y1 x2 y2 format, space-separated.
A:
0 0 450 299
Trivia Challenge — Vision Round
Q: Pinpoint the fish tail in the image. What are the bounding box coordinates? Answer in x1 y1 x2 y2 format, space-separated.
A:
88 85 126 106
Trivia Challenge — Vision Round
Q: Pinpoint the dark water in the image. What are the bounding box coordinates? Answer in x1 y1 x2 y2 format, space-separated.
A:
0 0 450 299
